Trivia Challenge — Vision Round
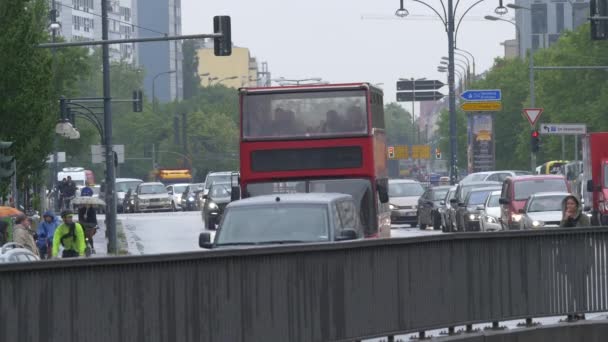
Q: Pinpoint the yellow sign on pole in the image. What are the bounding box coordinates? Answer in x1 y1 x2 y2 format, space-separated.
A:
411 145 431 159
460 101 502 112
395 145 409 160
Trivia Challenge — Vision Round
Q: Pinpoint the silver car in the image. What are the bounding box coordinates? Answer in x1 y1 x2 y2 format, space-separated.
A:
134 182 173 212
166 183 189 211
519 192 570 229
388 179 425 227
460 170 532 184
479 191 502 231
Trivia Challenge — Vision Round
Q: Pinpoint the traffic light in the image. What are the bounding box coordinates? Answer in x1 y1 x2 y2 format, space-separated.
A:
387 146 395 159
213 16 232 56
132 90 143 112
531 130 540 153
435 147 442 160
0 141 14 179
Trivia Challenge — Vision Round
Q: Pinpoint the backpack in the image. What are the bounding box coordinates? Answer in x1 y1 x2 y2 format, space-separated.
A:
60 223 76 248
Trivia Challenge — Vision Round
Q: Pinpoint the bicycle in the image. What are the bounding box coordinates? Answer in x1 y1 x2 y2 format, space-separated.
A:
81 223 99 257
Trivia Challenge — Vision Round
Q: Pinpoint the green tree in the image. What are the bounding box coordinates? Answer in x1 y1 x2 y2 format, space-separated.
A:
384 102 413 145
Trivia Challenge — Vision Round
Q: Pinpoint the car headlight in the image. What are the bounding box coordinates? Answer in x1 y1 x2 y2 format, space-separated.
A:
389 204 396 210
512 213 523 222
532 220 544 227
208 202 218 209
469 214 478 220
188 196 195 202
129 199 134 204
486 216 497 224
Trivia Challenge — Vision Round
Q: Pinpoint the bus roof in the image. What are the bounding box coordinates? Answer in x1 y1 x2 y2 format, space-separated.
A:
239 82 383 95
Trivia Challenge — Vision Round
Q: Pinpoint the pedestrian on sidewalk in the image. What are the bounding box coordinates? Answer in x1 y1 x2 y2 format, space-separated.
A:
13 215 39 257
36 211 59 259
52 210 85 258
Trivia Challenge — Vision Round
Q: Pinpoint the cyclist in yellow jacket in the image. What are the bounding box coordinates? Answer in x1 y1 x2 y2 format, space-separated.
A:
52 210 86 258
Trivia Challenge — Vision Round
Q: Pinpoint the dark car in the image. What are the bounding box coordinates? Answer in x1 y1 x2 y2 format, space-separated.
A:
440 186 457 232
417 185 452 230
451 181 501 231
199 193 363 249
455 186 501 232
181 183 205 211
202 182 232 229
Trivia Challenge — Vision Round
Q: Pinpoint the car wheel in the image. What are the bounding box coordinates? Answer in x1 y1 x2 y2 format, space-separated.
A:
433 212 441 230
171 201 176 212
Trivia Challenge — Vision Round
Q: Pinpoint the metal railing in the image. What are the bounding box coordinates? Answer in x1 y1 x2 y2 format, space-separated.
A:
1 227 607 341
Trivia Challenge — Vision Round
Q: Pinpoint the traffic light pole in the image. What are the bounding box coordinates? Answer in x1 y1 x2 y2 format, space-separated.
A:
529 48 537 173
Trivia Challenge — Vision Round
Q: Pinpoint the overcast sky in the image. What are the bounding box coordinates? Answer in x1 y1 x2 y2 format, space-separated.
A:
182 0 516 106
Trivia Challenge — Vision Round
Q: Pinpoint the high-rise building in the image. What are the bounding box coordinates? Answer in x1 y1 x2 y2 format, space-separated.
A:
137 0 183 104
50 0 138 63
197 44 268 89
514 0 590 57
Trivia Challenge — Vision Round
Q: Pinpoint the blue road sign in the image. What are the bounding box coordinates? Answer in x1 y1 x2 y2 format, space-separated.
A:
460 89 501 101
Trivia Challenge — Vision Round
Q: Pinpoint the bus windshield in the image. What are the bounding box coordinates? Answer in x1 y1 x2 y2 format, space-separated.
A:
242 89 368 139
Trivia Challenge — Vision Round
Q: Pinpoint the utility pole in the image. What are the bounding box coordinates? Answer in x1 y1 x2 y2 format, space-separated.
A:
101 0 117 254
529 48 536 172
447 0 458 185
51 0 59 211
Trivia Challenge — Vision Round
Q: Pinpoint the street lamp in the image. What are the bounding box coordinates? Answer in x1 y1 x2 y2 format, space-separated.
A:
217 75 238 84
395 0 409 17
455 48 476 79
484 15 521 59
152 70 175 112
495 0 508 15
394 0 500 185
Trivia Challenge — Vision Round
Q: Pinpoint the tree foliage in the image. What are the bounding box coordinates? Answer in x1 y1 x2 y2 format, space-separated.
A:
182 40 201 100
435 23 608 172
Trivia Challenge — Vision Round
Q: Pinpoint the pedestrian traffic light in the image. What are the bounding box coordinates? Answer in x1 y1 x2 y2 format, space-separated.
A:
0 141 14 179
435 148 442 160
531 130 540 153
213 16 232 56
132 90 143 112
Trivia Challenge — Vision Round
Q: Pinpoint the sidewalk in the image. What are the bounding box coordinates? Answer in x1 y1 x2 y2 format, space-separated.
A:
89 216 128 257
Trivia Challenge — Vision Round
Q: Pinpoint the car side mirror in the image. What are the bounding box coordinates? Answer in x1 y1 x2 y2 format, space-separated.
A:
450 198 458 204
199 232 213 249
231 186 241 202
336 229 358 241
476 205 485 211
587 180 594 193
499 198 510 205
518 208 525 214
376 181 389 203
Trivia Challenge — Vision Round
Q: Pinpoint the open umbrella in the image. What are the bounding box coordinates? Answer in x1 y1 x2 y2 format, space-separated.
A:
0 206 24 218
71 197 106 207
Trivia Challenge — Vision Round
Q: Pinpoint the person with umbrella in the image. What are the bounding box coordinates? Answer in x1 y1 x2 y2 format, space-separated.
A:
77 188 98 254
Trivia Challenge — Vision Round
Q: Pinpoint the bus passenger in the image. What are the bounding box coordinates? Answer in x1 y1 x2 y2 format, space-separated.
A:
346 106 366 132
322 110 342 133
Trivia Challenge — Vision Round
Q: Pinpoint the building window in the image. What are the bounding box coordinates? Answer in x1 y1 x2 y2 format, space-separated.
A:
572 2 590 28
556 3 565 33
548 33 561 45
531 3 548 34
531 34 541 51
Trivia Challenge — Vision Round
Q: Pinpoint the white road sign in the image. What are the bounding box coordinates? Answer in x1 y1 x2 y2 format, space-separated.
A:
540 123 587 135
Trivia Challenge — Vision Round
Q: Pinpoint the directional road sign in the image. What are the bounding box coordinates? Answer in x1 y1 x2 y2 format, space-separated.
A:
397 91 444 102
460 89 501 102
460 101 502 112
396 79 444 91
540 123 587 135
522 108 543 126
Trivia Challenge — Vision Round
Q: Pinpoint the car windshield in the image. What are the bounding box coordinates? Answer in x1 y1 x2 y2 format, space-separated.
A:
467 190 493 205
216 205 329 245
210 184 231 198
206 175 231 189
433 189 449 200
242 89 368 139
514 179 567 200
173 185 188 193
487 194 501 207
446 190 455 201
527 195 566 212
388 182 424 197
139 184 166 195
116 181 141 193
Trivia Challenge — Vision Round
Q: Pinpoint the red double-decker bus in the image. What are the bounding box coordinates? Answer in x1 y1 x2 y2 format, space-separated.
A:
237 83 390 238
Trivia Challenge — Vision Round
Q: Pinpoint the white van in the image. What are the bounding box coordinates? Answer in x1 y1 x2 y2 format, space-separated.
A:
57 167 87 192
